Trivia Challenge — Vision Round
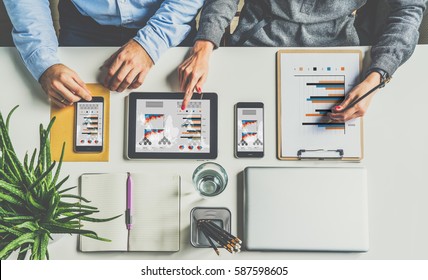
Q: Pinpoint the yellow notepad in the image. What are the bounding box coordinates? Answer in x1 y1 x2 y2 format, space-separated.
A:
50 83 110 162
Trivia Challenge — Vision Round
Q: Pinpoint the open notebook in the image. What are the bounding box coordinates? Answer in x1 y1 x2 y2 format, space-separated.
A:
79 173 180 252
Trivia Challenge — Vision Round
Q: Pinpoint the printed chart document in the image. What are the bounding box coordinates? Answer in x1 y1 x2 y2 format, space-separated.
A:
79 173 180 252
277 50 363 160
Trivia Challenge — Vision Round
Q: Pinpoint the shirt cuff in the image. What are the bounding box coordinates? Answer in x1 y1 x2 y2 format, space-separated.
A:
25 47 61 81
195 22 225 49
133 26 170 64
367 49 404 78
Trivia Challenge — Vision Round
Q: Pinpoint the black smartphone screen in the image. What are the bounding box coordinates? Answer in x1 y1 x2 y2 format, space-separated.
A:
74 97 104 153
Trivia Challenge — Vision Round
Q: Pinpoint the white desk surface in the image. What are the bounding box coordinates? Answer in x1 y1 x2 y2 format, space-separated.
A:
1 46 427 260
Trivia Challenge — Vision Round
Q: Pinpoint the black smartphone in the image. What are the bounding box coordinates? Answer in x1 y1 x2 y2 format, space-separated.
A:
234 102 264 158
74 96 104 153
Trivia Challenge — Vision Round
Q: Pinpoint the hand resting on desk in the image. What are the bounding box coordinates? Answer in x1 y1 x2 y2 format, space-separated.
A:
102 39 154 93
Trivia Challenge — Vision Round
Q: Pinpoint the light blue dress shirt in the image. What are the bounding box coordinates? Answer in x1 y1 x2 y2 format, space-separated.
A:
3 0 204 80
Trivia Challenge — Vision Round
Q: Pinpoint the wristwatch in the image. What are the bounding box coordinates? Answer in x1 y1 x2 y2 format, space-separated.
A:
367 68 391 88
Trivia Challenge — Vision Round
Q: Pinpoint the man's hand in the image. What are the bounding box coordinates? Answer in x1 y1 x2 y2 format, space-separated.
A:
330 72 382 122
178 40 214 109
39 64 92 108
103 39 154 92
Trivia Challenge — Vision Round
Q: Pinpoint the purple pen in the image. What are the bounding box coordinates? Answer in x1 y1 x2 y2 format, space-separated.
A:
126 172 132 230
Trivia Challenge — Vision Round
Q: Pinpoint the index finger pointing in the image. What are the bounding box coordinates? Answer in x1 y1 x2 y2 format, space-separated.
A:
182 90 193 110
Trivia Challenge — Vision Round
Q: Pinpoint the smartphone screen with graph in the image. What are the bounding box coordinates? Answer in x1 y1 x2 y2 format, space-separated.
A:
235 102 264 158
74 97 104 153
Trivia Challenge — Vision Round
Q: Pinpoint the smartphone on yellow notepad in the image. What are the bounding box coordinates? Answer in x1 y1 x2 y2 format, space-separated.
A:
74 97 104 153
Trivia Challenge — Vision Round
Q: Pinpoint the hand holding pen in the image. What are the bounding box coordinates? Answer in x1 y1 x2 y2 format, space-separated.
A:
330 71 391 122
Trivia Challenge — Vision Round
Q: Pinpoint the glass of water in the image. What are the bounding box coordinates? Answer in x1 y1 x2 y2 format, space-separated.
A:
192 162 228 197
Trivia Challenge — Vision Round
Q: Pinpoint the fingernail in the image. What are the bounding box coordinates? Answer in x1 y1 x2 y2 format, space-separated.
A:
181 104 185 110
196 86 202 93
335 106 341 110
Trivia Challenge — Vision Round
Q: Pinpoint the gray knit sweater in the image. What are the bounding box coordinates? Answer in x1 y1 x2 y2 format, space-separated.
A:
195 0 426 75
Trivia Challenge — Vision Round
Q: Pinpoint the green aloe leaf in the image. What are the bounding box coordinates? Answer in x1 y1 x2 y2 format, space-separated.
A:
53 175 69 192
52 142 65 187
15 221 40 232
29 148 37 173
78 214 123 223
44 224 99 236
58 201 98 210
26 193 46 211
57 185 76 194
3 149 23 182
0 169 16 185
17 244 30 260
0 224 24 236
45 193 60 221
81 233 111 242
0 232 36 260
5 105 19 130
2 216 34 222
0 180 26 200
0 110 15 152
0 192 24 205
61 193 91 203
28 161 56 191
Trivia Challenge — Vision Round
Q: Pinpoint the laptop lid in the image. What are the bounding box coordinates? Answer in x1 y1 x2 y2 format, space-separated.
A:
244 166 369 252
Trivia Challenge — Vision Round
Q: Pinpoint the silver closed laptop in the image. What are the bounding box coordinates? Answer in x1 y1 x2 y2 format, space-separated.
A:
243 166 369 252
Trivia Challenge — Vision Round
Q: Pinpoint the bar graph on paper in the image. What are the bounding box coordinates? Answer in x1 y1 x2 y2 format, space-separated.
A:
278 50 362 159
296 75 348 134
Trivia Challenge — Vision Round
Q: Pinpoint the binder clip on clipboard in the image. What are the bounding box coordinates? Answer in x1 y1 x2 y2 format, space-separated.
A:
297 149 344 160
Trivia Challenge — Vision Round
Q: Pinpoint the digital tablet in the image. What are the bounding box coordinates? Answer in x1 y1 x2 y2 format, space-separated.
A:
126 92 218 159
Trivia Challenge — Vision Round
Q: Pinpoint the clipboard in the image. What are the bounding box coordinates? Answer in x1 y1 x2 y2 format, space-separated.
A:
276 49 364 160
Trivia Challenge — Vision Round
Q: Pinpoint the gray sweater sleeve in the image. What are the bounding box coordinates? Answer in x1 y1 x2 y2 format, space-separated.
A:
195 0 240 48
368 0 426 76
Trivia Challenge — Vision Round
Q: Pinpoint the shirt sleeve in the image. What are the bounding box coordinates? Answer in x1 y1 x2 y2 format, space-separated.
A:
3 0 60 81
194 0 240 48
368 0 426 76
133 0 205 63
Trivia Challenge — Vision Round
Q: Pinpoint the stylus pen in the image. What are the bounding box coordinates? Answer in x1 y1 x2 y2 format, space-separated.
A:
341 76 391 111
126 172 132 230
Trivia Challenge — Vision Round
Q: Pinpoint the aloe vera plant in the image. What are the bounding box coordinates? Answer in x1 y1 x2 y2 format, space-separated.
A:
0 106 119 260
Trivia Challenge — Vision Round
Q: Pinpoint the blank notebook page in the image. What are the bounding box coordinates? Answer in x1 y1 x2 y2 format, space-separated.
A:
129 173 180 251
79 173 128 251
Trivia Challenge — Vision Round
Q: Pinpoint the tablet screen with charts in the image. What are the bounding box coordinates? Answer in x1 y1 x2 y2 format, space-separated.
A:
126 92 218 159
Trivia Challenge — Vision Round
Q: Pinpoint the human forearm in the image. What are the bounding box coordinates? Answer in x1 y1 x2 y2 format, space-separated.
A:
133 0 204 63
3 0 60 81
369 0 426 76
195 0 240 48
